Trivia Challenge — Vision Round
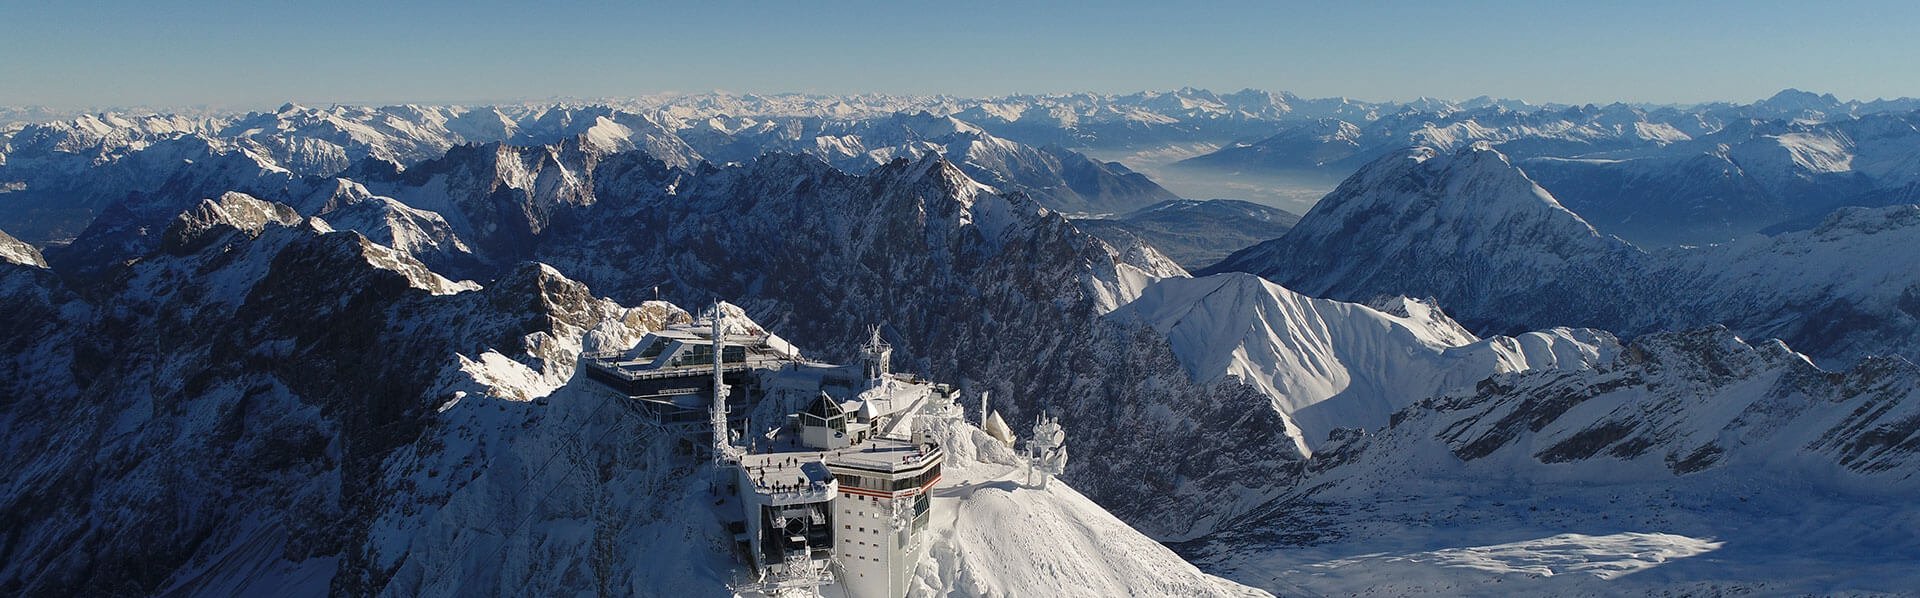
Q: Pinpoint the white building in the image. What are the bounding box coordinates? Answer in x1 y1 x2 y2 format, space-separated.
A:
823 436 941 598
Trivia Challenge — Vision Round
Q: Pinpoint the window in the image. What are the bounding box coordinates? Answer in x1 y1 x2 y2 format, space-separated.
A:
636 340 665 360
669 345 714 367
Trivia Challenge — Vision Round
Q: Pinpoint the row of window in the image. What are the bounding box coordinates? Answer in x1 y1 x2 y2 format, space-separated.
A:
834 463 941 492
666 345 748 367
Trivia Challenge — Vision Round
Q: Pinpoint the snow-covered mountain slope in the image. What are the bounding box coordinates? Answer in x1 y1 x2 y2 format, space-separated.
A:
350 140 610 266
0 133 294 243
0 232 86 424
1170 118 1369 182
374 359 1267 598
1170 101 1707 186
1205 144 1648 332
0 227 44 267
215 103 511 174
1208 144 1920 366
534 150 1188 320
676 110 1182 213
1 189 1262 595
915 416 1268 598
0 105 697 244
1 102 1185 246
509 152 1321 540
38 155 350 279
1174 101 1920 246
506 104 702 169
37 141 1226 524
1652 204 1920 364
1072 199 1299 269
1520 111 1920 246
0 203 551 594
1177 327 1920 596
1111 274 1618 457
311 194 477 275
17 90 1911 247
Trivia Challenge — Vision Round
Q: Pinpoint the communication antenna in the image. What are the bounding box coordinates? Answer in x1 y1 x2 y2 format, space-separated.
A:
709 302 736 466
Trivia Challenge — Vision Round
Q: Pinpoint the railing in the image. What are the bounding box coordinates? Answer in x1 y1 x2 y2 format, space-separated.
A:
750 479 836 502
582 358 756 382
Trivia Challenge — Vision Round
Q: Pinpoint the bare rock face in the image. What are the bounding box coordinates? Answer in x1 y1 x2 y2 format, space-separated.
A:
0 227 46 267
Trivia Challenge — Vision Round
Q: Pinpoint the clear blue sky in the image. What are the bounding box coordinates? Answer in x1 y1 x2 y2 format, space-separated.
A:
2 0 1913 109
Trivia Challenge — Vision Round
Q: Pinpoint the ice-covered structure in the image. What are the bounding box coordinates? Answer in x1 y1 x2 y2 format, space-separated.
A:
583 307 955 598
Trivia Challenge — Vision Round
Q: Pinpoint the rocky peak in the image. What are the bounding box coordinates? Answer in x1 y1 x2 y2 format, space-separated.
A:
1205 144 1633 310
484 262 603 328
1301 144 1603 243
1759 88 1844 114
159 191 303 255
1811 203 1920 238
0 227 47 267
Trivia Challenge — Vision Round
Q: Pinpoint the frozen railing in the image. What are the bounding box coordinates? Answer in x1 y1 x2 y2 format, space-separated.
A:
749 478 836 502
581 356 755 382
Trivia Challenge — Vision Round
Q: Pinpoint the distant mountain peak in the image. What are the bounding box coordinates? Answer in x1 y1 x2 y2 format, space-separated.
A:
1328 144 1596 231
158 191 302 254
1758 88 1846 112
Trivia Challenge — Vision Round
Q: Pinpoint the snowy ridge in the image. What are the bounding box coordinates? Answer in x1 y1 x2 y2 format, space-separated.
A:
0 101 1183 244
1206 144 1640 334
369 299 1263 597
1653 203 1920 363
1211 143 1920 365
915 415 1267 597
16 89 1911 247
515 149 1303 543
1172 98 1920 245
9 89 1920 595
1112 273 1617 456
678 110 1181 213
311 195 475 273
1178 327 1920 595
0 193 981 595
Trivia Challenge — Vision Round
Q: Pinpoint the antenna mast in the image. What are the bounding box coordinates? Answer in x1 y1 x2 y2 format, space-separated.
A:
710 304 735 466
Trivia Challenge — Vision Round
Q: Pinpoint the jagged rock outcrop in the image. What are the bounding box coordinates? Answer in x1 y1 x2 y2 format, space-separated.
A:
0 227 45 267
158 191 303 254
0 199 638 595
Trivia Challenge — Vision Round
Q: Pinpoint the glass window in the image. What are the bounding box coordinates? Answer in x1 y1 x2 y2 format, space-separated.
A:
636 340 665 360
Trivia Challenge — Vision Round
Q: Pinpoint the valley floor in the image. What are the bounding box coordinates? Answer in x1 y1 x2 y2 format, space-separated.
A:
1184 475 1920 597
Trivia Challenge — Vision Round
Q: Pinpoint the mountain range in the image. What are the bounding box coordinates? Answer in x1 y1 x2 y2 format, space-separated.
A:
4 89 1919 596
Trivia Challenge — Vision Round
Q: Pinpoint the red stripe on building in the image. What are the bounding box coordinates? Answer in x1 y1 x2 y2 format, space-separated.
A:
836 475 942 499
